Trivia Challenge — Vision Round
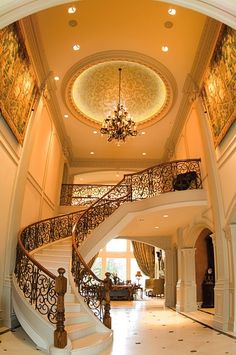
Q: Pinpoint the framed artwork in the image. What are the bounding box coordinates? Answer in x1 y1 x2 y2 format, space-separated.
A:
201 25 236 146
0 22 38 144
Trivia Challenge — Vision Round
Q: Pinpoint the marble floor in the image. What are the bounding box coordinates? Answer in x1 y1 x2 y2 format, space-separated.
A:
1 298 236 354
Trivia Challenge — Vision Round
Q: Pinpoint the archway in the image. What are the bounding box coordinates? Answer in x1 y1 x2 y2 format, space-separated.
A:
195 228 215 309
0 1 235 29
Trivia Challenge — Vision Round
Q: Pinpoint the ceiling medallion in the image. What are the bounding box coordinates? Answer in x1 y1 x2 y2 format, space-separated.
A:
100 68 137 144
63 51 177 130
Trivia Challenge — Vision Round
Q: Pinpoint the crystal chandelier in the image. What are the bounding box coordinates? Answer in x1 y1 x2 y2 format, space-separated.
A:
100 68 137 143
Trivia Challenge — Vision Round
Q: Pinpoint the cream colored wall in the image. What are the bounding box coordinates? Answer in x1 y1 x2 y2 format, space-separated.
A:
175 106 206 175
21 102 64 228
0 98 65 327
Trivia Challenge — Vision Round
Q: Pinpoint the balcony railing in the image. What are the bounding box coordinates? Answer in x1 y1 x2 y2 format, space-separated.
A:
71 159 202 314
60 184 115 206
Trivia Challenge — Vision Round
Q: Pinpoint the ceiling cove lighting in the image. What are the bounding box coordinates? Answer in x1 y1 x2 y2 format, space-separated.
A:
100 68 138 144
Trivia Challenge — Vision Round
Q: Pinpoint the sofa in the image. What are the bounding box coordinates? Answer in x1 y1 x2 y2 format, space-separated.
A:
145 278 164 297
110 284 134 300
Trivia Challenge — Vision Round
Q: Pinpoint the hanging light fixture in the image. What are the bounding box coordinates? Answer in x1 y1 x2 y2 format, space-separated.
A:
100 68 137 143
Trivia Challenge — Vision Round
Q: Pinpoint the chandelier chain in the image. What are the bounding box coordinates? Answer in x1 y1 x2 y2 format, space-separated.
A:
100 68 137 143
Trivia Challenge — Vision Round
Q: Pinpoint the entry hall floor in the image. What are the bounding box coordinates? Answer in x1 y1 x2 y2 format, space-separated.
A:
102 298 236 355
0 298 236 354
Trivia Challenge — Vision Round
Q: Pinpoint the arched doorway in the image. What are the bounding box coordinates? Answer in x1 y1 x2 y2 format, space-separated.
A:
195 228 215 309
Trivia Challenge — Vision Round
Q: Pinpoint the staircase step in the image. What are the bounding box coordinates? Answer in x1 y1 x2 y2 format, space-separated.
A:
66 322 95 340
40 248 71 256
65 312 90 325
34 259 70 269
65 302 81 313
33 253 71 262
71 332 113 355
65 293 76 303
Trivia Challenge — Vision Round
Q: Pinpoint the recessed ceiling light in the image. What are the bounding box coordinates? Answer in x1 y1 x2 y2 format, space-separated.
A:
54 76 60 81
139 218 144 222
64 114 69 118
68 7 76 14
141 131 146 135
168 8 176 16
142 152 147 156
90 151 94 155
116 172 120 177
164 21 173 29
93 130 98 134
68 20 78 27
155 226 159 229
163 214 169 218
73 44 80 51
161 46 169 52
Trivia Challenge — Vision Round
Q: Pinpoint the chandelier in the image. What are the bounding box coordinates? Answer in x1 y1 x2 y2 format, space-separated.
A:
100 68 137 143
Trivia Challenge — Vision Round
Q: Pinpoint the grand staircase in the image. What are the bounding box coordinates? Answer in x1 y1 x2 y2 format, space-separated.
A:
31 237 112 354
13 159 203 355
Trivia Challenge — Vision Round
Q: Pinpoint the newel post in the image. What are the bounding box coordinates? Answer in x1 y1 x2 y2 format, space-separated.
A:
54 268 67 348
103 272 112 329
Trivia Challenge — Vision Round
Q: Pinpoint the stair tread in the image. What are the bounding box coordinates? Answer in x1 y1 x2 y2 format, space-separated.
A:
66 312 87 318
71 332 111 349
66 322 94 332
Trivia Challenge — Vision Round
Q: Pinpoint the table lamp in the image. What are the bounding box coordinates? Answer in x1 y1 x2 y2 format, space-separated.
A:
135 271 142 285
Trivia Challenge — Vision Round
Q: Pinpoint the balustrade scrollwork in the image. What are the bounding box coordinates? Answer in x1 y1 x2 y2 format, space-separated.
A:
60 184 115 206
14 210 84 324
72 159 202 323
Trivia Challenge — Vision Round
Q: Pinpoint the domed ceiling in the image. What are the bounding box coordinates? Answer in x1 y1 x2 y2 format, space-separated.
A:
66 60 173 128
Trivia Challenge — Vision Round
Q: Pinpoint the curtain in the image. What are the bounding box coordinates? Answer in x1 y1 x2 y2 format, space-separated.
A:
132 241 155 278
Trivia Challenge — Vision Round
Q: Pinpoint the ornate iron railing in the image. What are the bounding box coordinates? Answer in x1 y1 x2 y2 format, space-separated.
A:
14 211 83 324
14 159 202 330
72 159 202 317
60 184 115 206
71 243 106 323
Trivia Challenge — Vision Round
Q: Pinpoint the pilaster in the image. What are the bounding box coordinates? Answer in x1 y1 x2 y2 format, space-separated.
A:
176 248 197 312
164 248 177 307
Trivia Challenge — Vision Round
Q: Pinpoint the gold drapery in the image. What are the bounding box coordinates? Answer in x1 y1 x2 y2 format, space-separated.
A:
132 241 155 278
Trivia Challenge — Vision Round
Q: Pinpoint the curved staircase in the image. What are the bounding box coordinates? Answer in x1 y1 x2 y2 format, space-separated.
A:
13 159 204 354
31 237 112 354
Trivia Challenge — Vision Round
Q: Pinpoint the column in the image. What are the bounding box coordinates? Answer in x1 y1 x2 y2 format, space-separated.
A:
195 97 230 331
176 248 197 312
224 225 236 332
164 248 177 307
